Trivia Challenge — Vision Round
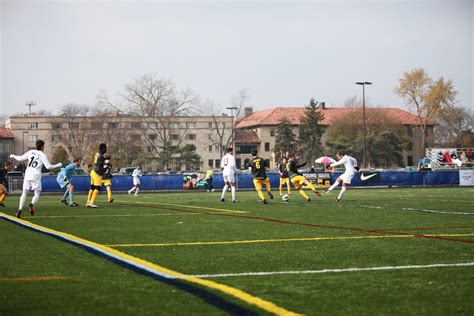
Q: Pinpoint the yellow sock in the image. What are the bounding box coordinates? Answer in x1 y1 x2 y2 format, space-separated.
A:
257 190 265 201
306 182 317 191
298 189 309 200
279 186 283 194
0 193 5 203
87 189 93 203
91 189 99 203
107 188 112 202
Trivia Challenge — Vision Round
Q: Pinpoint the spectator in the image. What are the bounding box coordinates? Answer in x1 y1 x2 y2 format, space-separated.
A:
205 168 215 192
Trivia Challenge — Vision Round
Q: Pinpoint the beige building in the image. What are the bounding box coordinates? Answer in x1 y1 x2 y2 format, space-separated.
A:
5 114 234 172
236 106 435 168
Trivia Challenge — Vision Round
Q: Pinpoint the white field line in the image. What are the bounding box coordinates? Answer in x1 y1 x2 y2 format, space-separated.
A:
357 205 474 215
184 262 474 279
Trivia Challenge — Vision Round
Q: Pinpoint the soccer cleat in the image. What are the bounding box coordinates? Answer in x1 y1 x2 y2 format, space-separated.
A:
69 202 79 207
313 190 321 197
267 191 274 199
60 199 68 205
324 190 331 194
232 200 236 203
211 189 215 192
16 210 22 218
307 198 311 202
220 198 225 202
262 199 268 204
88 203 98 208
28 203 35 216
336 197 341 202
108 199 114 204
288 192 292 195
279 192 283 196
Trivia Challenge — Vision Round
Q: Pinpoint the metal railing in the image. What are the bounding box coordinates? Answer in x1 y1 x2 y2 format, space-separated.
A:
425 148 474 170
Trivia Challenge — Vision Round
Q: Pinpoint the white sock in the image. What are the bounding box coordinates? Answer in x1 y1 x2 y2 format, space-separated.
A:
32 190 41 205
231 186 236 201
338 186 347 200
135 188 139 195
19 190 28 210
129 187 135 193
328 180 340 191
221 184 228 199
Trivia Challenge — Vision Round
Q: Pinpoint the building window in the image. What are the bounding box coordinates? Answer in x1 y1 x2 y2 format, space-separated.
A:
270 128 276 137
69 122 79 129
92 122 102 129
131 122 141 129
215 145 220 152
171 134 179 141
215 159 220 168
265 159 270 167
186 122 196 128
131 134 141 141
208 122 213 129
265 142 270 151
52 135 62 142
208 134 213 140
28 123 38 129
209 145 213 152
147 146 158 153
149 134 157 141
406 126 413 137
407 141 413 151
27 135 38 142
108 122 119 129
187 134 196 140
169 122 179 129
148 122 157 129
407 155 413 166
208 159 214 168
52 123 61 129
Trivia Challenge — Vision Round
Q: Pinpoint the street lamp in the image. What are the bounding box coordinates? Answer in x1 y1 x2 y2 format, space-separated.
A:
226 106 238 150
355 81 372 168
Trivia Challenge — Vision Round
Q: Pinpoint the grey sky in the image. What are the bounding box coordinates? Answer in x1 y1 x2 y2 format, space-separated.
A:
1 0 473 116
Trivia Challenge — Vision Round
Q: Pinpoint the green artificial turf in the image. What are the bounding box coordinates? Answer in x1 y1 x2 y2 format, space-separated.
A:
1 187 473 315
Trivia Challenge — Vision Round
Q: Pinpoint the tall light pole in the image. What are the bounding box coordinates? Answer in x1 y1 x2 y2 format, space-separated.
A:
26 101 36 116
226 106 238 150
355 81 372 168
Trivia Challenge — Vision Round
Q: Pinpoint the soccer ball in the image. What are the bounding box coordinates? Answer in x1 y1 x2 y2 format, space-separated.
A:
282 194 290 202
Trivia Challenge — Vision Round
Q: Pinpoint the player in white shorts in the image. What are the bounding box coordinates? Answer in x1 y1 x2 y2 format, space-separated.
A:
128 165 143 196
220 147 237 203
10 139 62 218
326 151 358 202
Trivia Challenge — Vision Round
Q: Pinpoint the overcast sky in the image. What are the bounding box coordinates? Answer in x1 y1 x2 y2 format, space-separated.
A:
1 0 473 116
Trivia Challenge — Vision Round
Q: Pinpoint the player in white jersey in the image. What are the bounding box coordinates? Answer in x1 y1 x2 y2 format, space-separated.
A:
220 147 237 203
128 165 143 196
10 140 62 218
326 151 358 202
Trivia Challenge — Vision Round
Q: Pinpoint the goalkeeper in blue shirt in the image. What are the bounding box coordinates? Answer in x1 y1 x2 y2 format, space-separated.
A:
57 157 81 207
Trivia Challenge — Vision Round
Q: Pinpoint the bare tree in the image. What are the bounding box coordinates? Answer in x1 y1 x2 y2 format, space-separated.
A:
98 73 198 170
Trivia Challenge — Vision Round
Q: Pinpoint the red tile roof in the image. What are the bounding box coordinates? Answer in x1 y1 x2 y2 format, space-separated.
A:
236 107 431 128
235 130 260 144
0 128 14 139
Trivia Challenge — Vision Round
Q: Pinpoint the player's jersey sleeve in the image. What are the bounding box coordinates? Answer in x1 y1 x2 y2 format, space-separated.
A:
330 156 348 168
39 151 62 170
10 151 30 162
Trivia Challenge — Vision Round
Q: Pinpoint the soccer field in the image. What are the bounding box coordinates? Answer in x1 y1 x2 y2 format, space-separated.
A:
1 187 473 315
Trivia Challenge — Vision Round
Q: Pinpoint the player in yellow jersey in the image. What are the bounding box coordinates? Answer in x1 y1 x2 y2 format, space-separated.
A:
86 143 107 208
286 154 321 202
101 153 113 204
278 157 291 196
248 150 273 204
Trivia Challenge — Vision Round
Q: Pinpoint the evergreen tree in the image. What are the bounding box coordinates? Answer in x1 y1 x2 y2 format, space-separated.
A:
177 144 202 171
273 118 297 161
298 98 325 162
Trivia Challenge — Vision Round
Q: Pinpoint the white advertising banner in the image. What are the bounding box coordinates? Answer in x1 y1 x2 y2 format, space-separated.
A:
459 170 474 186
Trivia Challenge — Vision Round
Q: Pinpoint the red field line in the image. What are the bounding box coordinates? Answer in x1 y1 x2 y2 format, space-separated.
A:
378 226 474 232
121 202 474 245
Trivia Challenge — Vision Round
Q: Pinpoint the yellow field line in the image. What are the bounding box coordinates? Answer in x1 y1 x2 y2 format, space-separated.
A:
0 212 299 316
114 199 249 214
0 276 71 282
107 233 474 248
30 213 199 219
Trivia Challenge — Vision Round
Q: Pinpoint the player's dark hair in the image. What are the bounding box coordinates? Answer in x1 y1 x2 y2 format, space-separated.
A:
227 148 233 153
335 151 344 157
36 140 45 150
288 154 295 159
99 143 107 154
251 149 258 156
73 157 81 163
4 161 12 167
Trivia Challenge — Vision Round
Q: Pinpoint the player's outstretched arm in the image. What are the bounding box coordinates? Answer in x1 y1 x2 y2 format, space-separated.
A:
41 153 62 170
10 153 29 162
